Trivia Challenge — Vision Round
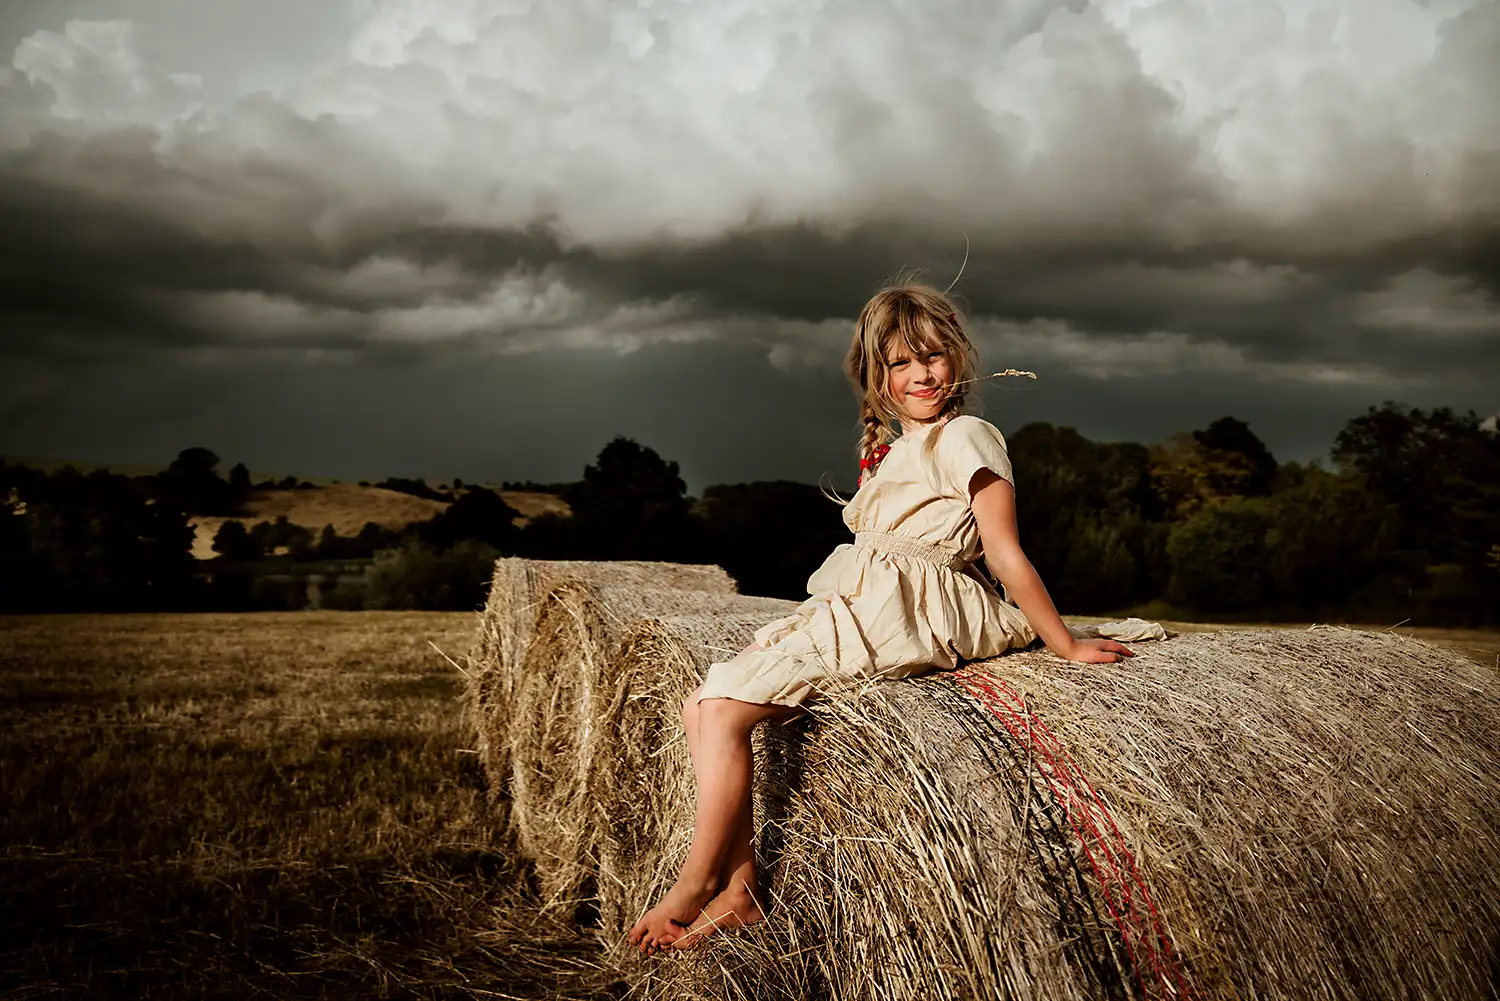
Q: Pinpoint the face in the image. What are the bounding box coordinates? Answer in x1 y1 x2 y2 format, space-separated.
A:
885 334 953 424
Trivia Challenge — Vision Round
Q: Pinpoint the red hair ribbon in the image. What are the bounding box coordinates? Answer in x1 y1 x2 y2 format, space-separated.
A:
859 442 891 474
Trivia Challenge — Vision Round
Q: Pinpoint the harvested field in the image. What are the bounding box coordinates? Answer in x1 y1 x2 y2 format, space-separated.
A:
0 612 619 1000
469 560 1500 1001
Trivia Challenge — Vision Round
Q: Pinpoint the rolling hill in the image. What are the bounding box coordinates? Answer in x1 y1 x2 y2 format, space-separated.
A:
188 485 570 559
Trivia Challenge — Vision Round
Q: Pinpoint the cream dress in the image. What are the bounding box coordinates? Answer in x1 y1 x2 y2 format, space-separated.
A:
698 415 1039 707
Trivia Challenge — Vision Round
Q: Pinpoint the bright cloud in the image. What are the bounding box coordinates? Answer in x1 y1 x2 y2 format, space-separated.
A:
12 20 203 126
1 0 1498 385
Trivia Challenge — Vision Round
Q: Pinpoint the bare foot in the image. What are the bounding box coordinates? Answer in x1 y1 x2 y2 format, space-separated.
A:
627 877 719 954
670 880 764 950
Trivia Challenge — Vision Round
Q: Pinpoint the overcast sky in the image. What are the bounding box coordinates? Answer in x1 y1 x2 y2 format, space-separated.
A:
1 0 1496 491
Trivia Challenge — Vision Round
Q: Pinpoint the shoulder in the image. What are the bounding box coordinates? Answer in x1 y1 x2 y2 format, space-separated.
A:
932 415 1014 493
940 415 1008 448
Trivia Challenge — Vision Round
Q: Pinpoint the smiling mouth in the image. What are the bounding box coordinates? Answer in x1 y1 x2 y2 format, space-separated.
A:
910 388 939 399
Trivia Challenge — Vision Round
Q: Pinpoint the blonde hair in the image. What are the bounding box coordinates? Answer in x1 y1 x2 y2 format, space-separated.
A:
845 280 980 478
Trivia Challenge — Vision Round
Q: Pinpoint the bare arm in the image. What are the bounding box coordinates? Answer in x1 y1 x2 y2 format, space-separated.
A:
968 468 1133 664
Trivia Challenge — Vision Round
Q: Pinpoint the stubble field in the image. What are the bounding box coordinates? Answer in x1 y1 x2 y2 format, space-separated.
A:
3 611 1495 999
0 612 617 1000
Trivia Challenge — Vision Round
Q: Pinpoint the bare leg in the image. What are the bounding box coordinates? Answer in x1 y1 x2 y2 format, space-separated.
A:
679 646 753 775
676 690 760 923
671 791 763 949
673 649 760 895
627 693 795 953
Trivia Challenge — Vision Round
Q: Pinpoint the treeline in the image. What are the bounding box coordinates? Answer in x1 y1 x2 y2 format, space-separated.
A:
1012 408 1498 624
2 402 1496 624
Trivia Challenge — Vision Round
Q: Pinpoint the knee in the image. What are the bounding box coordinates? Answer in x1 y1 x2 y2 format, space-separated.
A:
680 688 701 725
698 696 761 737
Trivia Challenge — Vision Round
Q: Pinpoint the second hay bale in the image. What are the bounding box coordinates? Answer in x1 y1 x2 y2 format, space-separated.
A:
466 557 737 814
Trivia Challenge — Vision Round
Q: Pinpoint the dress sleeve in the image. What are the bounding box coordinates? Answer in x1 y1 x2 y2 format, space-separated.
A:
936 416 1015 498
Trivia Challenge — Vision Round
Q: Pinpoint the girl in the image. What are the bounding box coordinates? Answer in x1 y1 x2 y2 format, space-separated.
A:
627 282 1133 954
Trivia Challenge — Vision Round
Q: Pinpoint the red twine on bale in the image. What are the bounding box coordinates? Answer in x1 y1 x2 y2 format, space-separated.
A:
949 667 1197 1001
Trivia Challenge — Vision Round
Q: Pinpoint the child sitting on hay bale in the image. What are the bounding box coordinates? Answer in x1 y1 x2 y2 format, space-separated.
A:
628 281 1140 955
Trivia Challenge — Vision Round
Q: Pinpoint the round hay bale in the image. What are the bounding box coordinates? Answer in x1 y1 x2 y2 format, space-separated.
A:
590 624 1500 1001
465 558 736 809
592 605 796 939
505 576 788 916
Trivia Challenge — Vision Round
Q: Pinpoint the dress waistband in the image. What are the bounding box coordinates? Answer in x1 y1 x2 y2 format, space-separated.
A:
853 531 969 572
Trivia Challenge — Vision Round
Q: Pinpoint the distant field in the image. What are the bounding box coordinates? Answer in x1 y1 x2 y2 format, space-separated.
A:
188 485 571 559
3 612 1494 999
0 612 614 1000
0 455 571 559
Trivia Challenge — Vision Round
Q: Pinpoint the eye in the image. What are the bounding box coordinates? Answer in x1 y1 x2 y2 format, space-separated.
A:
888 358 909 369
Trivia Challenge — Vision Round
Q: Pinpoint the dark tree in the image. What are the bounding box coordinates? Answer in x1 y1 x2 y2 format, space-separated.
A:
212 520 261 562
364 540 501 610
1260 467 1402 612
515 511 575 559
695 481 849 599
1007 423 1165 612
286 525 314 560
567 437 696 561
249 515 312 558
0 463 196 611
415 487 521 552
1165 499 1271 612
352 521 405 558
228 462 252 495
1193 417 1278 496
1151 433 1262 518
1333 403 1500 569
156 447 239 516
168 447 221 479
315 524 342 559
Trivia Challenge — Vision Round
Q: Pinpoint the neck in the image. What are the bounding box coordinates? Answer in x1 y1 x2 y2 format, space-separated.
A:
899 411 951 435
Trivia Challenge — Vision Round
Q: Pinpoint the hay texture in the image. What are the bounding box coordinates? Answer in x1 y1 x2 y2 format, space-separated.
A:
628 624 1500 1001
468 562 1500 1000
595 610 795 935
466 557 789 914
467 558 735 810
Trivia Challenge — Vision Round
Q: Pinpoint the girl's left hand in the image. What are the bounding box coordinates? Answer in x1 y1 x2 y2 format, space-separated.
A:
1058 638 1134 664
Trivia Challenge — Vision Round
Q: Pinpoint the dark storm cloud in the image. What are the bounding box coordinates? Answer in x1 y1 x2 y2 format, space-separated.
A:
1 1 1497 479
6 167 1495 383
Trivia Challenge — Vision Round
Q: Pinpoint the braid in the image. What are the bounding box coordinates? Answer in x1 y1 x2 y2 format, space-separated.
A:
857 403 890 485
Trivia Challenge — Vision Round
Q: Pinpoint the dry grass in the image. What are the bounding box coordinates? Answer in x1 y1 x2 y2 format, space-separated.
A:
0 611 619 1000
500 491 573 525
